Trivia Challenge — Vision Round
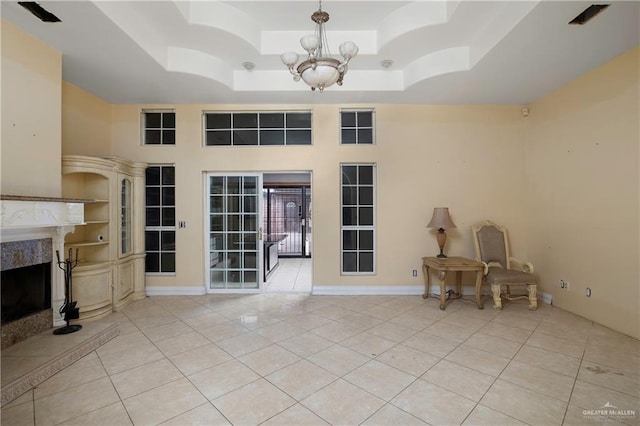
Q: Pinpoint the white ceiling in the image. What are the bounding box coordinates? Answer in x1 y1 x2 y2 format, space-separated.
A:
2 1 638 105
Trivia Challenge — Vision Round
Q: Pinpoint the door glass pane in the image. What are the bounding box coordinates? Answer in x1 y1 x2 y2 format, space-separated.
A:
227 196 240 213
243 177 257 194
228 177 240 194
210 177 224 194
208 174 260 290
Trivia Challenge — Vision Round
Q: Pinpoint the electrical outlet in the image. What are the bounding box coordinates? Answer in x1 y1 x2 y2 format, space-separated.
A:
560 279 566 289
586 287 592 297
412 269 418 277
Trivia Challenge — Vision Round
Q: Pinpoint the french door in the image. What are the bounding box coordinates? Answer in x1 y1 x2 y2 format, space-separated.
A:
206 174 262 291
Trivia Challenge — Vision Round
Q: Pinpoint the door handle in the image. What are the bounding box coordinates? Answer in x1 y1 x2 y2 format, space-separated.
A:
259 226 263 241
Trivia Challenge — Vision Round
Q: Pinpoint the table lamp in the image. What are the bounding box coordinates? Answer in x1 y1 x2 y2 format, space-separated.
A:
427 207 456 258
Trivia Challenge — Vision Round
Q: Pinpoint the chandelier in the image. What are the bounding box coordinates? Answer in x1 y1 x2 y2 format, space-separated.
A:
281 1 358 92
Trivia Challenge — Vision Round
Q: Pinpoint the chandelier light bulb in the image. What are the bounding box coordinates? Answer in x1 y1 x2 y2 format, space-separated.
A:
281 52 299 67
339 41 358 59
300 34 320 53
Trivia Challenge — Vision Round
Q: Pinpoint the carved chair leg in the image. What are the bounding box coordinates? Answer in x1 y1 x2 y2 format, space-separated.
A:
527 284 538 310
491 284 502 310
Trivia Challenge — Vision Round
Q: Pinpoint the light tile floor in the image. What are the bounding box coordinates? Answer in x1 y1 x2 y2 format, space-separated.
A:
1 294 639 425
264 258 312 293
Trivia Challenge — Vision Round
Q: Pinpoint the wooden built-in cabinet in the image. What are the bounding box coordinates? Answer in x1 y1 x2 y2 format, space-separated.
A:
62 155 147 319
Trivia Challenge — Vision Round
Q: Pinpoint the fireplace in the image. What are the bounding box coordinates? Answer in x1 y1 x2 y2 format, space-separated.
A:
0 196 84 348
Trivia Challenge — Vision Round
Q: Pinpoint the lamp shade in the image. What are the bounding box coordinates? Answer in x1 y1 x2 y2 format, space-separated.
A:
427 207 456 229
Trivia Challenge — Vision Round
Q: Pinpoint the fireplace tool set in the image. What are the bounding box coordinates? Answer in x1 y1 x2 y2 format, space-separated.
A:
53 248 82 335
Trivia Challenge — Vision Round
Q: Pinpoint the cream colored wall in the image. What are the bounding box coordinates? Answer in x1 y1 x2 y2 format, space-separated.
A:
1 20 62 197
61 81 111 156
526 47 640 339
106 104 528 290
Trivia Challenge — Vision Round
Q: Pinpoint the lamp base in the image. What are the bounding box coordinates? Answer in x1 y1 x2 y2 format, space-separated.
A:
436 228 448 259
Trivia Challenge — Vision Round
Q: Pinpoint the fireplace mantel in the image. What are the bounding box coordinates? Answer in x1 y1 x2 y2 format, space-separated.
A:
1 195 85 231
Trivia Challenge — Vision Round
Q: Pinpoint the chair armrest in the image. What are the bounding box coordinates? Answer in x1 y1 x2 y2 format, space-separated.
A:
510 257 534 273
481 261 489 275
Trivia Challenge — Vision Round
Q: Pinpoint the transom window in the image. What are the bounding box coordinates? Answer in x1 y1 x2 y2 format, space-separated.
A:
341 163 376 274
340 109 374 145
142 110 175 145
145 165 176 274
204 111 312 146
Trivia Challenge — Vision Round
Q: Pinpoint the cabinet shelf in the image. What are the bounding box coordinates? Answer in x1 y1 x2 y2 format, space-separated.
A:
66 240 109 247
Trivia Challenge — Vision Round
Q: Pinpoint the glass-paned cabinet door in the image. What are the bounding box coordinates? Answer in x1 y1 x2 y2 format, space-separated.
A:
121 178 132 255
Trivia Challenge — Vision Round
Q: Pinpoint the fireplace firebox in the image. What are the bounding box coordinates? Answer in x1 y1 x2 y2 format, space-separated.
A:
1 262 52 324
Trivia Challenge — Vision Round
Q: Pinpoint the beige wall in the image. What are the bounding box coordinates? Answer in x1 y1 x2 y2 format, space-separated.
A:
106 104 528 290
1 20 62 197
62 81 112 156
526 47 640 339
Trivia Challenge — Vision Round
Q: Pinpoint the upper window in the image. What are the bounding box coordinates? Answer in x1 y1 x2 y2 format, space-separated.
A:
204 111 312 146
142 110 175 145
340 110 374 145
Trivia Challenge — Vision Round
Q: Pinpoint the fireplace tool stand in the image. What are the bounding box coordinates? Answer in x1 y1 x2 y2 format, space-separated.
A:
53 248 82 335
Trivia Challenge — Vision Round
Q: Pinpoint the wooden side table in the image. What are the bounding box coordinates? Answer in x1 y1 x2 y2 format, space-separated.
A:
422 256 484 310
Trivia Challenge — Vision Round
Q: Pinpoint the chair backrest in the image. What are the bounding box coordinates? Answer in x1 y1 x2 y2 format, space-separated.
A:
471 220 511 269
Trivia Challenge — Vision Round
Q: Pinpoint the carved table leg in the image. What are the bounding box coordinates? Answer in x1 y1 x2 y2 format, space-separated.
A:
438 270 447 310
455 271 462 298
422 265 430 299
475 270 484 309
527 284 538 310
491 283 502 310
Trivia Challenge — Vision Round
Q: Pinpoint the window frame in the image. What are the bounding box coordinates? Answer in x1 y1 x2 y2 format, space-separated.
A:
340 109 375 145
202 110 313 147
141 109 176 146
145 164 176 275
340 163 376 275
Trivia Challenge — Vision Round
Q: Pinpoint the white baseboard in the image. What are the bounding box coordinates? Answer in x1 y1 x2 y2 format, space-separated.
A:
539 290 553 305
145 286 206 296
312 285 424 296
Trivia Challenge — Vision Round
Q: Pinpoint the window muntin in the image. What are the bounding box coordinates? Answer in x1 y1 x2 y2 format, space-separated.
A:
340 110 375 145
204 111 312 146
341 164 376 274
145 165 176 274
143 110 176 145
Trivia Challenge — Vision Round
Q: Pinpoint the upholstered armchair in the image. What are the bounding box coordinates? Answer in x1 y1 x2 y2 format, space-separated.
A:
471 220 537 310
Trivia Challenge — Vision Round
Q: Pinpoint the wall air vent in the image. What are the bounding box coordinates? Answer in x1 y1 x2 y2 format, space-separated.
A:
18 2 61 23
569 4 610 25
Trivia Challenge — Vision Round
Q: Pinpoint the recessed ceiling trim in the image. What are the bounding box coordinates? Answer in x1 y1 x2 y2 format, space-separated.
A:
404 47 470 89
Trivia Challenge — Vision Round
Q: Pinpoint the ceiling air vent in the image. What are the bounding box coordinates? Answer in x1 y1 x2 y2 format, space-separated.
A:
18 2 61 23
569 4 610 25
